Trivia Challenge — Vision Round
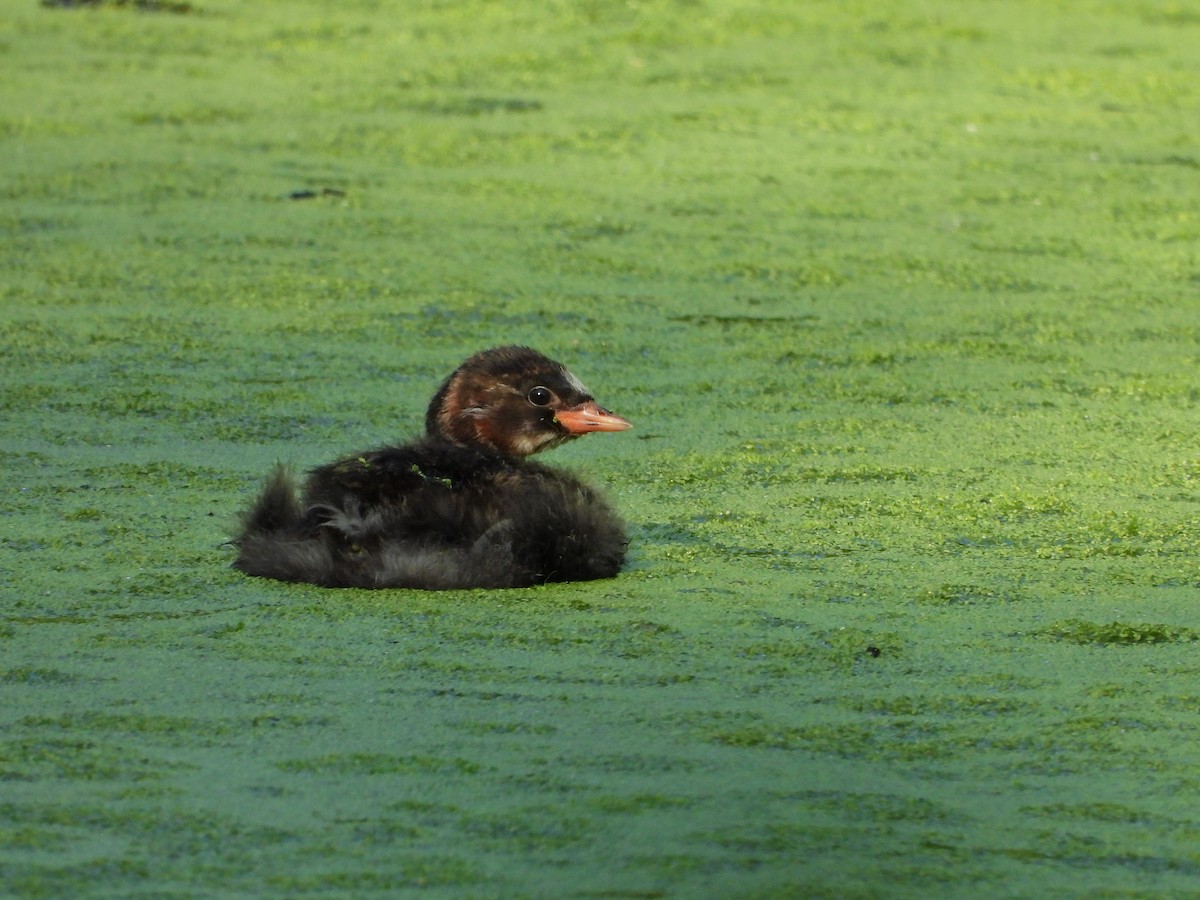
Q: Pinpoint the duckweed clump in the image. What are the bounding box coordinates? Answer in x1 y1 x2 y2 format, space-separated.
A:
1040 619 1199 646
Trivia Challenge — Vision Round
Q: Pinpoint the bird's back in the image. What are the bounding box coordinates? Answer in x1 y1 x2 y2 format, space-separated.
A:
234 438 627 589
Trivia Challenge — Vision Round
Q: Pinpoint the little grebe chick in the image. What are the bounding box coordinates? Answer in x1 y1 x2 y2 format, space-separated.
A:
232 346 632 589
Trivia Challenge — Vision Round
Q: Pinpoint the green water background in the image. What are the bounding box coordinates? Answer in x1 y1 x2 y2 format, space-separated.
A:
3 0 1199 895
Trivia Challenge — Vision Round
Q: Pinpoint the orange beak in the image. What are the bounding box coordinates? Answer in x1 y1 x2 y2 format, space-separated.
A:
555 401 632 435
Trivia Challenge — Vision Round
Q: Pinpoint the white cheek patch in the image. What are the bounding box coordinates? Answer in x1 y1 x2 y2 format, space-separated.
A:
511 433 543 455
462 406 487 419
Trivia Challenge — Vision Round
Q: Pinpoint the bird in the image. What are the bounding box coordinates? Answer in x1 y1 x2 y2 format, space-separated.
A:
232 345 632 589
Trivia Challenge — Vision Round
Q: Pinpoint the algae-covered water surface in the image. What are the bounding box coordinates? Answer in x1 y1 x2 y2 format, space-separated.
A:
3 0 1200 895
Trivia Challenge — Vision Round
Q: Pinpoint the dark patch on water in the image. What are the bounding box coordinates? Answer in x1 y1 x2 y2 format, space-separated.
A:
287 188 347 200
669 313 819 328
42 0 194 11
410 97 544 116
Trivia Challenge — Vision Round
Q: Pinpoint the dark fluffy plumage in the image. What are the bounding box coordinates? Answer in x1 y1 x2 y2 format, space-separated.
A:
232 347 631 589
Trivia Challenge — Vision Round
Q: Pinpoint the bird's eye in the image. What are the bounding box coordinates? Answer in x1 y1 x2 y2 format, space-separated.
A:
527 386 553 406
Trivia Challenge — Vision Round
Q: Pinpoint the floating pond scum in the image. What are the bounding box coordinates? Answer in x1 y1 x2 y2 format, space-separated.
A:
2 0 1200 896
